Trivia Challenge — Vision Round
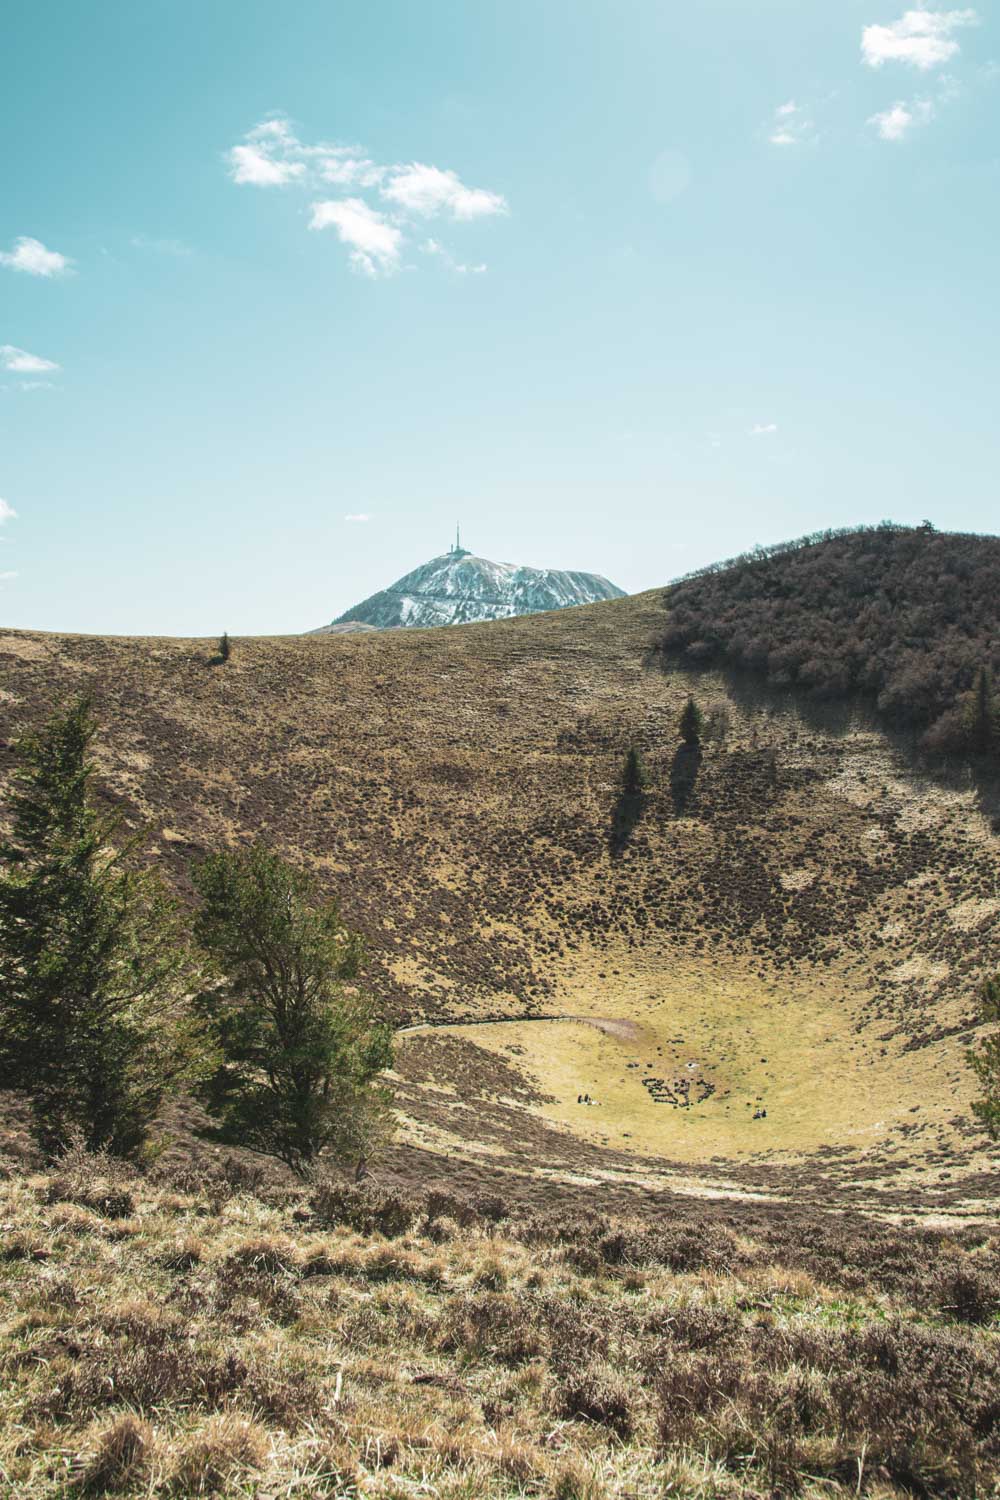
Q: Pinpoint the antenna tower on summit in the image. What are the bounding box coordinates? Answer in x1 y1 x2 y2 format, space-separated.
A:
450 524 469 558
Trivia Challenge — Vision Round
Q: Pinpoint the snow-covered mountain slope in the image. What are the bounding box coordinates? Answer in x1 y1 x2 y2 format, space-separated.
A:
312 548 626 631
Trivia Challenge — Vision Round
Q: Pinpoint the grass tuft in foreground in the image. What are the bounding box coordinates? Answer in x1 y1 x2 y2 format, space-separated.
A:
0 1147 998 1497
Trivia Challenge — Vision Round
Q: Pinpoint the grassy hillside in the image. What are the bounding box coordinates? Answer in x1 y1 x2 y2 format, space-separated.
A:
1 577 998 1216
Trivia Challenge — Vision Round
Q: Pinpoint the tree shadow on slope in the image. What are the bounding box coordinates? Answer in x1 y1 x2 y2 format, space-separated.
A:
609 790 645 858
651 649 1000 833
670 743 703 815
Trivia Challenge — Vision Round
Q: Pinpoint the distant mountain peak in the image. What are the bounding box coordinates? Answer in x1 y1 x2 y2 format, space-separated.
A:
311 545 626 632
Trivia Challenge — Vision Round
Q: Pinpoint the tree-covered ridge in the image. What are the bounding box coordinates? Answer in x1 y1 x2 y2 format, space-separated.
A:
661 523 1000 754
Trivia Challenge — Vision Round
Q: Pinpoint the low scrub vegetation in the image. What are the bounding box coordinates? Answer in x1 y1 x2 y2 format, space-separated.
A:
0 1145 997 1497
662 523 1000 756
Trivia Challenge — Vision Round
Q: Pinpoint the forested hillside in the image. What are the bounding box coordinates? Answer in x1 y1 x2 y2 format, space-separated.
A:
661 524 1000 755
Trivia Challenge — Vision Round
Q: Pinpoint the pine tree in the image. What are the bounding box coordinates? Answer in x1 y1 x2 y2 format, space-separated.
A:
968 975 1000 1139
679 696 703 746
192 845 394 1176
622 747 648 798
0 699 197 1158
219 632 231 663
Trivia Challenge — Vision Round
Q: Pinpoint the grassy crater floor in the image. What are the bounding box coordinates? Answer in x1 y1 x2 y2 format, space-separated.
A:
0 1144 999 1499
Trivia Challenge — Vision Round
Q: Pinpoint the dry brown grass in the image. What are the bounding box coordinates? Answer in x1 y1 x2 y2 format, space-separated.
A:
0 1148 997 1498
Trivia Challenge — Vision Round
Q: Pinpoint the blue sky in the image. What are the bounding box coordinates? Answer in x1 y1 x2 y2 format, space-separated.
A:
1 1 998 635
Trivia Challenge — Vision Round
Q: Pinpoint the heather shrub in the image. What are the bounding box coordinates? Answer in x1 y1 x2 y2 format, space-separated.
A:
310 1180 418 1238
558 1360 635 1438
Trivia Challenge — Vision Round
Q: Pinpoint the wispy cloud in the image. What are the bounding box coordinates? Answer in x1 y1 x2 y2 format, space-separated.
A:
750 423 778 436
309 200 402 277
227 119 308 185
0 499 17 525
868 97 935 138
769 100 813 145
344 513 370 523
228 116 507 276
0 345 60 374
382 164 506 220
421 238 487 274
131 234 193 257
0 236 73 277
0 571 18 582
862 9 978 70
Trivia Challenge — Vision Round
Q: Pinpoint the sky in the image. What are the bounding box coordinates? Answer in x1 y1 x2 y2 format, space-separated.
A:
1 0 998 636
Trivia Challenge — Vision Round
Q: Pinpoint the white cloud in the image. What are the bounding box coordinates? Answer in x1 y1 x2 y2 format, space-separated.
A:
0 499 17 525
309 199 402 276
230 117 506 274
750 423 778 436
0 571 17 582
344 513 370 523
421 238 487 274
862 10 978 70
0 344 60 374
768 100 814 145
0 236 72 277
228 143 305 186
868 97 935 137
317 151 384 188
381 163 507 220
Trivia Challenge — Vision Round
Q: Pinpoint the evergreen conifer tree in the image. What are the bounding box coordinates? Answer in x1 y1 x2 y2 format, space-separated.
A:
622 747 648 798
219 632 231 663
192 845 394 1176
680 696 703 746
0 699 196 1157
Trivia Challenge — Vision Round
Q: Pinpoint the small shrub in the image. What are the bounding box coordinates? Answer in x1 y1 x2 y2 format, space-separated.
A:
473 1192 510 1224
311 1180 418 1238
425 1189 481 1227
0 1232 49 1263
550 1456 609 1500
438 1291 548 1365
45 1180 135 1219
223 1237 298 1277
471 1256 508 1291
930 1262 1000 1325
657 1301 745 1351
558 1361 635 1438
161 1236 204 1272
